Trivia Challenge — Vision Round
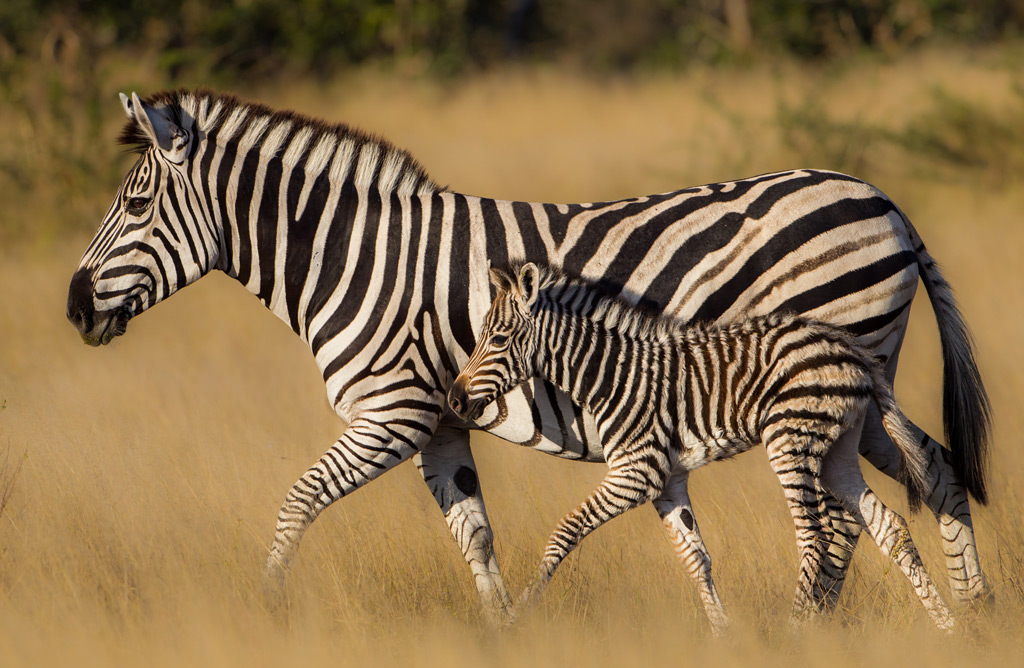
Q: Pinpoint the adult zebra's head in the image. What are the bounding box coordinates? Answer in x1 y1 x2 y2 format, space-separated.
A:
448 263 542 421
67 91 217 346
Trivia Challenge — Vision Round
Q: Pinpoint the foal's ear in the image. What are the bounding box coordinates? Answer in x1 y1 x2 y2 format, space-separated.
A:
517 262 539 308
489 266 511 291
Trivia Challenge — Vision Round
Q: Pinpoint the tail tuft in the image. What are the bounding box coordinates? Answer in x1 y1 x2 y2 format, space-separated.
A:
909 218 992 505
939 303 992 504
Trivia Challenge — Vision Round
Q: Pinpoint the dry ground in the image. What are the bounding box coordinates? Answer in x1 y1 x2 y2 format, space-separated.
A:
1 49 1023 665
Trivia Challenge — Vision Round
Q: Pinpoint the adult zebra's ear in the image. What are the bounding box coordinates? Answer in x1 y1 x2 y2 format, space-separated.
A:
517 262 539 308
119 92 190 163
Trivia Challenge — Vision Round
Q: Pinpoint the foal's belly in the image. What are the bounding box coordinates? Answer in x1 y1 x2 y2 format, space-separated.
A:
675 429 753 471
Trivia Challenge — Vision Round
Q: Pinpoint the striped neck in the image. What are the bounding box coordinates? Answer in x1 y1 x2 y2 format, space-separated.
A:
531 286 669 420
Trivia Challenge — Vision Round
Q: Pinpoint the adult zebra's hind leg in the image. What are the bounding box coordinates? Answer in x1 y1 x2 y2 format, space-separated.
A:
518 464 657 613
265 414 432 603
821 435 955 631
859 334 989 605
652 470 730 636
859 406 990 605
414 426 513 626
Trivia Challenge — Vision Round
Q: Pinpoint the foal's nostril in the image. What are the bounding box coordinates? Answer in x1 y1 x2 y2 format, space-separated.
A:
448 381 469 416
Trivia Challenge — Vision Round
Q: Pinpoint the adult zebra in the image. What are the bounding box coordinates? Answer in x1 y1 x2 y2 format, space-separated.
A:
67 89 990 625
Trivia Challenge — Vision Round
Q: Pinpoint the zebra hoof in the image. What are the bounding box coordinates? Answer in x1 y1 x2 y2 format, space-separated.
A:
953 579 995 611
707 616 731 638
262 559 291 619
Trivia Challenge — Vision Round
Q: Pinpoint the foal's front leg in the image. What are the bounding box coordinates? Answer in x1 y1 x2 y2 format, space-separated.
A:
518 464 658 613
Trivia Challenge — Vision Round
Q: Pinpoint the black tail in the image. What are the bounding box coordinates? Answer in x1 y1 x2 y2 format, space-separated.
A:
904 216 992 504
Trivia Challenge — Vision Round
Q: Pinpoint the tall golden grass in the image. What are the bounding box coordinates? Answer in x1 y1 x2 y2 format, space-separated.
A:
2 49 1023 665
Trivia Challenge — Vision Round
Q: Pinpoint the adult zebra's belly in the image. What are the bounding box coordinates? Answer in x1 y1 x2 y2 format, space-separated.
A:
464 377 608 462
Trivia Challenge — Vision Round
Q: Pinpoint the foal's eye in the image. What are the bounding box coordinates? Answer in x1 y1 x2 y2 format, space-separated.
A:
126 197 151 215
489 333 509 348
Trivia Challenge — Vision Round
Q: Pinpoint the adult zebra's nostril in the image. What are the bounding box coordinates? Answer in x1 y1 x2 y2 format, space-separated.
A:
67 268 96 333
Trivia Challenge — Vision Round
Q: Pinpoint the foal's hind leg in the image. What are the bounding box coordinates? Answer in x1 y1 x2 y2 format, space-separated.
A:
518 464 657 612
653 470 730 636
821 436 956 631
814 490 862 611
764 433 833 624
808 421 868 614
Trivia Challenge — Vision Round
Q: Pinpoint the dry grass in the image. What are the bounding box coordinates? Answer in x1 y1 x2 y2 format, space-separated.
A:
2 48 1024 665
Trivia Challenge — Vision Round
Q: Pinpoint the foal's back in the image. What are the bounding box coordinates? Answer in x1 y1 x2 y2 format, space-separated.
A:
662 313 877 471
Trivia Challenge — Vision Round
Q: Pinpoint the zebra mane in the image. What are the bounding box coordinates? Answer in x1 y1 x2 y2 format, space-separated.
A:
501 260 680 341
117 88 445 195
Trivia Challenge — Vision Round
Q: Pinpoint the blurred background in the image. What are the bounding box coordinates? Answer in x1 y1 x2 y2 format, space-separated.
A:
2 2 1024 666
5 0 1024 245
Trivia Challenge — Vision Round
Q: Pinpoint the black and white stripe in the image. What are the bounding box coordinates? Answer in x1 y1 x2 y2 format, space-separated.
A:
66 89 991 625
449 261 954 631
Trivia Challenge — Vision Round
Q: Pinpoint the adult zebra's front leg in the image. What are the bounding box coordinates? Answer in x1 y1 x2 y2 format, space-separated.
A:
266 411 438 596
652 470 730 636
414 425 513 626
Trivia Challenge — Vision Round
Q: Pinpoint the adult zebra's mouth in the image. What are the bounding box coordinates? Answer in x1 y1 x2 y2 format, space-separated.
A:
80 307 131 346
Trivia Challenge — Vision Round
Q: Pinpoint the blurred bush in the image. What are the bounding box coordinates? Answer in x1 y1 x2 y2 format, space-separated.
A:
4 1 1024 79
777 84 1024 186
3 1 1024 247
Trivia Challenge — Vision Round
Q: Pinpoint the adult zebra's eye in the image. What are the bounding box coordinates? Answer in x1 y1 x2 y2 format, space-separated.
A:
126 197 151 215
490 333 509 348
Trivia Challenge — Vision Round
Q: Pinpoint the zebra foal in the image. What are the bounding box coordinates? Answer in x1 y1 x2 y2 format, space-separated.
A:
448 261 955 632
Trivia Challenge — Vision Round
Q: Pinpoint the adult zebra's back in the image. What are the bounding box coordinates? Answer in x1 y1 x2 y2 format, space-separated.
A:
67 89 991 625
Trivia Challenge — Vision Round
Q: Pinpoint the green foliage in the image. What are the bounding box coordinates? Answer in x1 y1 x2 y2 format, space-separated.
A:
776 96 883 175
3 2 1024 246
